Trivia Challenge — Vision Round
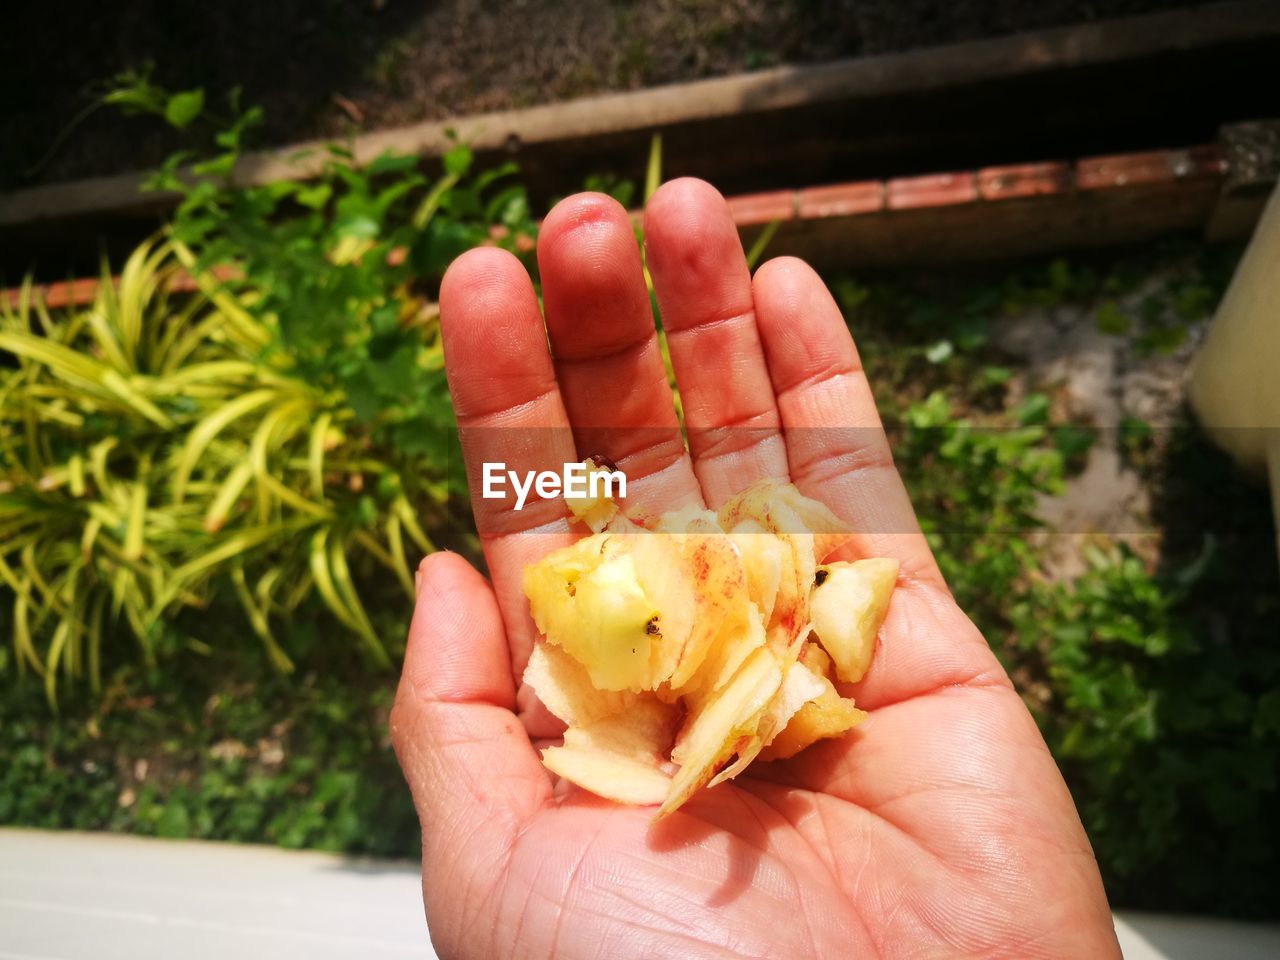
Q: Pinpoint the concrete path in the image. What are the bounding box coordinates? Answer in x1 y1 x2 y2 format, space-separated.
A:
2 828 1278 959
1115 912 1280 960
0 829 434 959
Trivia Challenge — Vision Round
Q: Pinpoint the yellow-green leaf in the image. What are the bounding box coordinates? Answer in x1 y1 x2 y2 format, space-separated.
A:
172 388 277 502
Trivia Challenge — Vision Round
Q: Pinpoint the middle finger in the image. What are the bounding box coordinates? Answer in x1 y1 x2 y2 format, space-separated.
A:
644 178 789 506
538 192 702 516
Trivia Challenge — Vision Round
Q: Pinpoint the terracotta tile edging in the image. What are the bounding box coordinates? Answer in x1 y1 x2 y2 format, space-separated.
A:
2 143 1234 312
724 189 799 227
1076 144 1227 190
3 265 239 311
797 182 885 219
886 172 980 210
978 162 1074 200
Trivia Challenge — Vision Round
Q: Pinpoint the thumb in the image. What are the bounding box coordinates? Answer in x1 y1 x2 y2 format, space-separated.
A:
391 551 550 865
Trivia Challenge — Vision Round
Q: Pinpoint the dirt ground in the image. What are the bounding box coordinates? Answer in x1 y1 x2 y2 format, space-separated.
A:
3 0 1193 190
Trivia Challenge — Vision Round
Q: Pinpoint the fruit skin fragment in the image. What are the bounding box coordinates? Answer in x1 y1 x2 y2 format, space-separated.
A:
809 558 899 684
659 646 784 818
524 640 635 727
707 654 826 787
759 645 867 761
524 513 751 695
543 697 678 806
541 747 673 805
718 485 819 655
564 458 620 532
718 480 850 561
728 520 785 624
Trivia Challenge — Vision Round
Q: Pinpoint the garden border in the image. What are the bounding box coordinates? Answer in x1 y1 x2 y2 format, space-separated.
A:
6 135 1276 311
2 0 1277 277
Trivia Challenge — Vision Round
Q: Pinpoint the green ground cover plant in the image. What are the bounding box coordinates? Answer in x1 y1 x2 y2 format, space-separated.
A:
0 642 415 856
840 255 1279 918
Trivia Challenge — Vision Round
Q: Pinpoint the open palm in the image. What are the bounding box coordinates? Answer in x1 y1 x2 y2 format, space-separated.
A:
391 179 1119 959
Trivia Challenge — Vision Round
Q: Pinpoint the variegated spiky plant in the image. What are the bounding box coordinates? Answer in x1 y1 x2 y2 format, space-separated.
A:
0 239 440 703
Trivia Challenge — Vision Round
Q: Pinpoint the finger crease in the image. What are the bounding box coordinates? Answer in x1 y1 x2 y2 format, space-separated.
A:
456 383 562 425
692 419 784 465
792 444 896 489
552 330 652 368
614 431 691 481
666 304 757 338
775 361 862 407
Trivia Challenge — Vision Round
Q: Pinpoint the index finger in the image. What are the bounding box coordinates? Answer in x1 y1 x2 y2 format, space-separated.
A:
440 246 578 678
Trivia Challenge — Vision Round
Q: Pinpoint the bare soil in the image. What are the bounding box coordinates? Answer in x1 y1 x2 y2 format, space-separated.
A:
2 0 1194 190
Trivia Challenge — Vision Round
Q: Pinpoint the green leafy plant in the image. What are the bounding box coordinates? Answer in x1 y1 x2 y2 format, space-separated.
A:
1016 540 1280 916
1 240 419 697
1 86 539 701
896 389 1064 649
23 67 207 179
6 76 1275 919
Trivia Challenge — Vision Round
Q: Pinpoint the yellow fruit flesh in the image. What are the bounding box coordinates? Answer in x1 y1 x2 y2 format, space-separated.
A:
809 557 899 684
521 479 892 816
662 646 783 816
525 543 659 692
542 746 673 805
524 640 677 803
563 460 620 532
758 687 868 761
758 643 867 761
708 655 826 786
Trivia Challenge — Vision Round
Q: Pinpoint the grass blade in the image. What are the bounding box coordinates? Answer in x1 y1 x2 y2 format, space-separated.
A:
744 218 782 270
644 134 663 205
413 172 463 230
44 620 71 709
124 482 147 560
308 528 360 634
68 455 85 496
173 522 301 583
392 495 433 554
100 369 173 427
13 587 45 675
88 591 106 694
385 514 414 597
0 331 111 387
168 239 269 350
328 533 388 666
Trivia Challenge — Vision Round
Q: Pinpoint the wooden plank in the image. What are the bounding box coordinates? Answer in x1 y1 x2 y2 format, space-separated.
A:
1208 120 1280 241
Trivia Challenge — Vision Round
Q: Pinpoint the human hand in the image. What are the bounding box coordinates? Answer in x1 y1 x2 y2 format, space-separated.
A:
391 178 1121 959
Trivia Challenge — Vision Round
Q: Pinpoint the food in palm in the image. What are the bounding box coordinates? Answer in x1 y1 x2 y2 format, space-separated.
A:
522 468 897 817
